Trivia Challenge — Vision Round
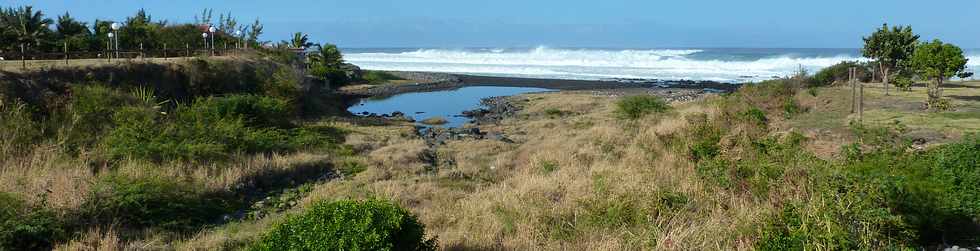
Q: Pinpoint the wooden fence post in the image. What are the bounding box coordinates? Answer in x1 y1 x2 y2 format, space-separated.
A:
859 78 864 123
139 43 144 59
164 43 168 59
20 44 25 69
185 43 190 57
64 42 69 65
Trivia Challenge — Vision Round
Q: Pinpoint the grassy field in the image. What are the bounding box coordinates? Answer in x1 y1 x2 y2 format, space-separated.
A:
2 53 978 249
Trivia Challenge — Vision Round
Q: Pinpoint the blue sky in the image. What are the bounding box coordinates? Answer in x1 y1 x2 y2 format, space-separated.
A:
5 0 979 48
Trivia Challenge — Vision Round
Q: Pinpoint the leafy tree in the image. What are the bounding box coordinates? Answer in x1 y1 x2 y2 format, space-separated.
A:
958 71 974 81
55 12 87 37
910 39 968 109
121 9 163 50
55 12 91 50
1 6 53 51
862 24 919 95
246 18 263 47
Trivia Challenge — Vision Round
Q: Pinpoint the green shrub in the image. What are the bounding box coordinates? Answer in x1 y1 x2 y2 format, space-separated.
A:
781 99 802 118
892 75 914 91
360 70 404 85
263 68 302 100
80 175 231 232
61 85 139 152
187 94 292 128
740 107 768 127
810 61 871 87
310 65 352 87
0 192 65 251
104 94 327 161
251 199 437 251
615 95 670 120
544 108 567 117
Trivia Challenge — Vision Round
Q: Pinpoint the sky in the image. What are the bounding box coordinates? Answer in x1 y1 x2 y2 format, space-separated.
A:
4 0 979 48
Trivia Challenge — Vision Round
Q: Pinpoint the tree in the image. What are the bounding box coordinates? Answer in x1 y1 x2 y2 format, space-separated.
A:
288 32 312 49
1 6 53 50
246 18 263 46
309 43 343 68
55 12 88 37
910 39 968 109
55 12 91 50
862 24 919 95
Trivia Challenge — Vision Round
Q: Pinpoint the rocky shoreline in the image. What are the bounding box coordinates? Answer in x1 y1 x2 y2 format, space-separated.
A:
339 71 732 147
338 71 739 98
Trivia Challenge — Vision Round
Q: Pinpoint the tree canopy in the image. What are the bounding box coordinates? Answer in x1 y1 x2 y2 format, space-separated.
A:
862 24 919 95
910 39 968 109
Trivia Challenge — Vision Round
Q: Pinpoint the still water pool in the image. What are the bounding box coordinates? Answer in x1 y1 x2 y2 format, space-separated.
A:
348 86 551 127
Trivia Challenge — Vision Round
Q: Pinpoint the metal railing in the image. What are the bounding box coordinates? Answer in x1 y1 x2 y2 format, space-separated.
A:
0 42 249 71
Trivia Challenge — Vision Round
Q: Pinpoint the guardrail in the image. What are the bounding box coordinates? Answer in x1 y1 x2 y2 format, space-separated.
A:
0 43 248 71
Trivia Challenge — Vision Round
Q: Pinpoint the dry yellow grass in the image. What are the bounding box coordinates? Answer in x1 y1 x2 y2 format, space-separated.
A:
286 92 780 250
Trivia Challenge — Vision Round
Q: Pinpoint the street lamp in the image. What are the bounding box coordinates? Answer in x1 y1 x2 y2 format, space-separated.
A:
201 32 209 55
110 22 121 58
234 30 243 49
207 26 217 55
107 32 114 61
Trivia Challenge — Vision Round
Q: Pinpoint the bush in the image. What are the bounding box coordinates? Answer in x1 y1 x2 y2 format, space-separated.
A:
79 175 231 232
187 94 292 128
263 68 302 100
252 199 437 251
810 61 871 87
104 94 326 161
615 95 670 120
60 85 139 152
0 192 65 251
360 70 404 85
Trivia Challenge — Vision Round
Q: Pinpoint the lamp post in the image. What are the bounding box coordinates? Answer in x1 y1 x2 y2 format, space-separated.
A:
110 22 121 58
208 26 217 55
234 30 243 49
107 32 114 61
201 32 209 56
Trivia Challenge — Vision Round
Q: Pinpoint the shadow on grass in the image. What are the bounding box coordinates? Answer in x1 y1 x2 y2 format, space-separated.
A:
947 95 980 102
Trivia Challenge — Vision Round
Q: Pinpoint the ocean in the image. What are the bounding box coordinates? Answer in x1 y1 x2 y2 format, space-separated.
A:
343 47 980 83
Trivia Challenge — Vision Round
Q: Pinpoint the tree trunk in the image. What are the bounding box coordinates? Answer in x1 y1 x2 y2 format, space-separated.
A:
928 77 942 107
881 64 890 96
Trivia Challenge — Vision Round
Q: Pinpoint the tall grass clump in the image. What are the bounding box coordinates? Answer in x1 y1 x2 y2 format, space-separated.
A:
77 175 233 233
615 95 670 120
251 199 437 251
0 100 42 158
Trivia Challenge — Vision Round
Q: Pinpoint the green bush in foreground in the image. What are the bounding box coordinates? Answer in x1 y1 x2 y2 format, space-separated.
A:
615 95 670 120
0 192 65 251
252 199 436 251
79 175 231 232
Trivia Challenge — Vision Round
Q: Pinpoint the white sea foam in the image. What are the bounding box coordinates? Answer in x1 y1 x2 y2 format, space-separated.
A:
346 47 978 82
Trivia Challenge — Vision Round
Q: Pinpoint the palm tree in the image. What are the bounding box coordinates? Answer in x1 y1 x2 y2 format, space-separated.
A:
2 6 53 48
309 43 343 68
289 32 312 49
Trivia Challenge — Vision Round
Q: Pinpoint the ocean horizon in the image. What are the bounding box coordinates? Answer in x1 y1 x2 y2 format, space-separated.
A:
344 47 980 83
